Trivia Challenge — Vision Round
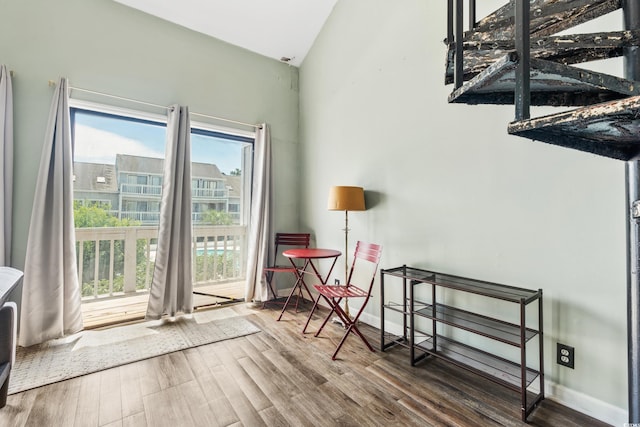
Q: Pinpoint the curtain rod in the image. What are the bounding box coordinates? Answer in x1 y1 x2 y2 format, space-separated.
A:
190 112 261 129
68 84 169 111
48 80 261 129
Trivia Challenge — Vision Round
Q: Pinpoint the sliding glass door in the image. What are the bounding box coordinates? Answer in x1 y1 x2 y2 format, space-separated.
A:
190 128 253 308
71 104 254 326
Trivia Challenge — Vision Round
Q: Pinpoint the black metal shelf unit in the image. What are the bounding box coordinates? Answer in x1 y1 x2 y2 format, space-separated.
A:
380 265 544 422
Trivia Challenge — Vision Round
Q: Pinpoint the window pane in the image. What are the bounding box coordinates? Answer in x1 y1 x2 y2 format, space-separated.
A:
72 109 166 299
190 129 252 301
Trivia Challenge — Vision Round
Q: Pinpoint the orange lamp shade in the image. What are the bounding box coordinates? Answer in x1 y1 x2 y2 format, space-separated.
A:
327 186 365 211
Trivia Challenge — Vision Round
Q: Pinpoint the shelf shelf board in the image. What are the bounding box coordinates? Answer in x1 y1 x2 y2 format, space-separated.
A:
382 332 410 351
414 335 540 391
382 266 540 303
414 302 538 346
383 301 409 314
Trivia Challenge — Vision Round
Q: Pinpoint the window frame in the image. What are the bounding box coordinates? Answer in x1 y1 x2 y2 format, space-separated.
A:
69 98 256 227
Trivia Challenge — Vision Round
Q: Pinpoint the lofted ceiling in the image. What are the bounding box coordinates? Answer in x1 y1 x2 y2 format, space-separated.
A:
113 0 338 67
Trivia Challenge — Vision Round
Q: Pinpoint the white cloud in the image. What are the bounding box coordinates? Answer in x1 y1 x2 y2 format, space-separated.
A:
74 124 164 164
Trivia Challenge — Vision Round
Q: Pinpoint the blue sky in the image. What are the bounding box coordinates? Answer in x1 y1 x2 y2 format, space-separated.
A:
73 111 246 175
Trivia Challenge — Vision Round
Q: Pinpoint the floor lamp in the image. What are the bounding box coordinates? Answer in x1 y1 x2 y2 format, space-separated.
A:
327 186 366 318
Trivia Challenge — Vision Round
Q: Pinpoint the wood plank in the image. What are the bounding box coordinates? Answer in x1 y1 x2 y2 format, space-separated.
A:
154 352 195 390
25 377 80 426
181 347 212 380
142 384 196 427
119 363 144 418
74 373 101 426
135 357 162 397
0 387 38 427
187 402 221 427
236 355 318 426
187 346 240 427
122 412 147 427
365 393 431 427
172 381 221 427
206 351 266 427
194 373 239 427
99 369 123 426
258 405 289 427
217 341 272 411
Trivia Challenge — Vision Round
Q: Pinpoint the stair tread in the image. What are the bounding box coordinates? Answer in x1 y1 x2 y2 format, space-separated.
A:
448 53 640 106
445 30 640 84
470 0 621 41
508 95 640 160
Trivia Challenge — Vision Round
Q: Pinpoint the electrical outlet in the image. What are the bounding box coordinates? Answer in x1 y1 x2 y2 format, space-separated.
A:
334 279 340 285
557 343 575 369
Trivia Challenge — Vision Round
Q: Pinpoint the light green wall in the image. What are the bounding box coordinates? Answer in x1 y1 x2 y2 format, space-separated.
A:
0 0 300 272
300 0 627 422
1 0 630 421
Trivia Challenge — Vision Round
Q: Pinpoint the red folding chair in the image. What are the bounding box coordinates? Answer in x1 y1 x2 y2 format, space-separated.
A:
263 233 311 308
303 241 382 360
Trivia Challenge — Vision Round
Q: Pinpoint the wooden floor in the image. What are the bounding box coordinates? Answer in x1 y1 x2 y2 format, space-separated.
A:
2 304 609 427
81 282 245 329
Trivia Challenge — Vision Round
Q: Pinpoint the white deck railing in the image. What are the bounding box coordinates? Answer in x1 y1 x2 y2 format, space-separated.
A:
120 183 228 199
75 224 247 300
120 183 162 197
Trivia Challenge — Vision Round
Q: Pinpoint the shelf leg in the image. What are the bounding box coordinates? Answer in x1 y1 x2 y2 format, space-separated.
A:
403 267 408 343
380 270 385 351
539 290 545 401
520 298 527 422
410 275 415 366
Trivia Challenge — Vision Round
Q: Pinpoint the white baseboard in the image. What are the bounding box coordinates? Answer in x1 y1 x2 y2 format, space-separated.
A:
359 313 627 426
546 382 626 425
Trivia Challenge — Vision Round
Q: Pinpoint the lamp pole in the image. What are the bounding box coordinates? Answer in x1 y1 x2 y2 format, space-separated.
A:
327 186 366 322
343 209 350 317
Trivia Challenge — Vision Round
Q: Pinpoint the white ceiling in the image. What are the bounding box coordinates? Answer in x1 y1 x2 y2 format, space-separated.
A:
113 0 338 67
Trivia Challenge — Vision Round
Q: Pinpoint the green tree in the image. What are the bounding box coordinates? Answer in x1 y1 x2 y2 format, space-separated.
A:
74 203 146 297
230 168 241 176
74 203 138 228
202 209 234 225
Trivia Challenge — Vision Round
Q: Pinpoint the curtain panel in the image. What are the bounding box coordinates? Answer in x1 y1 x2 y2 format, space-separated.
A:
0 65 13 266
245 124 271 302
19 78 83 347
146 105 193 319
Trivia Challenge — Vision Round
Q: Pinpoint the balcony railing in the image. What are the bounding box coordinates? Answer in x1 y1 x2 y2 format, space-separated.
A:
120 183 162 197
75 224 247 300
120 211 240 224
119 211 161 223
192 188 228 199
119 183 228 200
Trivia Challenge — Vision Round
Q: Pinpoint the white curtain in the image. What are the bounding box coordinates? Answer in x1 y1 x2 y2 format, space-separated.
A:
245 124 271 302
19 78 83 347
146 105 193 319
0 66 13 267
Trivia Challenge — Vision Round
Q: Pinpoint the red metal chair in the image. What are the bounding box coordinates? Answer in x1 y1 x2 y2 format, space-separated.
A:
303 241 382 360
263 233 311 307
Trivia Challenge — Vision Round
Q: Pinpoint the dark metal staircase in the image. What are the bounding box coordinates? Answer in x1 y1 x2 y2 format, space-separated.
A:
445 0 640 422
446 0 640 160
